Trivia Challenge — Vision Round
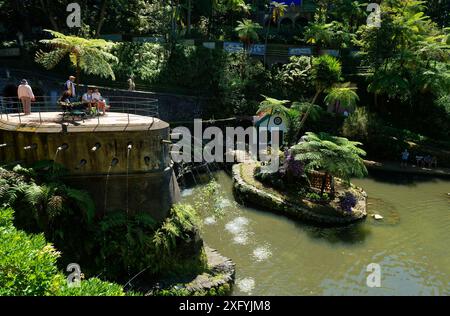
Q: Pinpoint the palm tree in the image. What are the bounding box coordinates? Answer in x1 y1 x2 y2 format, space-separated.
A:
292 132 368 196
324 84 359 113
235 19 262 51
297 55 342 131
264 1 288 66
35 30 118 86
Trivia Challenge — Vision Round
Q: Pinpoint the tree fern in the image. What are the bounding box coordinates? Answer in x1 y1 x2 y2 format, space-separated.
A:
257 95 290 117
36 29 118 84
292 132 368 192
325 84 359 111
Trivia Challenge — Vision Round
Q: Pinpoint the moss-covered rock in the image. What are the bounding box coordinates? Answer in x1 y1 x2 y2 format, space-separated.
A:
147 246 235 296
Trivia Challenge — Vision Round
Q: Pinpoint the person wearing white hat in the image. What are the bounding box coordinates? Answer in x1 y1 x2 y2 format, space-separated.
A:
17 79 35 115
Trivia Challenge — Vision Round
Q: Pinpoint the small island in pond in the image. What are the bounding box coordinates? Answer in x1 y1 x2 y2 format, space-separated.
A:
233 132 369 225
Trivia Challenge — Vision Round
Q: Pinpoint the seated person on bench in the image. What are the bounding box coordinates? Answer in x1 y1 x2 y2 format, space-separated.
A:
58 90 86 120
58 91 71 110
92 88 109 115
82 87 96 113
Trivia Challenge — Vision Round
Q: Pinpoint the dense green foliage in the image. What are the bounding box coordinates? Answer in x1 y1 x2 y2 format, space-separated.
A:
0 208 126 296
0 165 96 267
0 165 207 287
0 208 60 296
99 203 205 281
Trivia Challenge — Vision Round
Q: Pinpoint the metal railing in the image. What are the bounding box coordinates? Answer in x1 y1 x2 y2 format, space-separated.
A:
0 95 159 125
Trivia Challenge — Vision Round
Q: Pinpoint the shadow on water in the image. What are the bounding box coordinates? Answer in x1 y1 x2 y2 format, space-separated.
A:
367 169 445 186
295 220 371 245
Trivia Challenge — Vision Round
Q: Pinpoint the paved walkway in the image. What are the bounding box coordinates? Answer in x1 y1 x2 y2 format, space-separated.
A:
364 160 450 178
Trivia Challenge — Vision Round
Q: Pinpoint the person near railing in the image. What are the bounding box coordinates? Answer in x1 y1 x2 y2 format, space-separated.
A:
127 77 136 91
64 76 77 101
17 79 35 115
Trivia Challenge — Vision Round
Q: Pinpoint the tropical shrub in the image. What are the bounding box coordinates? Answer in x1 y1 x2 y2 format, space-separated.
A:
305 192 321 202
297 55 342 131
272 56 314 101
0 208 61 296
282 150 304 178
216 52 271 117
235 19 262 49
324 84 359 112
255 151 309 193
56 278 126 296
0 166 96 268
305 192 330 203
1 165 207 286
112 42 166 82
0 208 126 296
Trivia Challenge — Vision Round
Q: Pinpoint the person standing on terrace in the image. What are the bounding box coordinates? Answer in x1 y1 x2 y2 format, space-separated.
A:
128 77 135 91
17 79 35 115
65 76 76 100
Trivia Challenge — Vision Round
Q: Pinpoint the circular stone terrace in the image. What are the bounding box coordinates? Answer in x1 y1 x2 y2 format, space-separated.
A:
0 95 168 133
0 112 169 133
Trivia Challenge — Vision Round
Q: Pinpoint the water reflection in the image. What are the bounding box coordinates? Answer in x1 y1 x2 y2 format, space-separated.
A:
236 278 256 295
204 216 217 225
252 245 273 262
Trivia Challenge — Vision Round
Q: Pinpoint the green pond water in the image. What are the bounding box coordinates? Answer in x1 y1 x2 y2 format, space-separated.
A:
180 171 450 296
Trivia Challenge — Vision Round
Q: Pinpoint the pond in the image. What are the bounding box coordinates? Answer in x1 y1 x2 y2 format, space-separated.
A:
181 170 450 296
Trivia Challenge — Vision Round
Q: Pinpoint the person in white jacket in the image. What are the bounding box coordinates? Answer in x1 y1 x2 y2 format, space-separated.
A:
17 79 35 115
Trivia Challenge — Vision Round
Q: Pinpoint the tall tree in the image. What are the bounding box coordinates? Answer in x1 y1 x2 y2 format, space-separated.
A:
358 0 450 113
297 55 342 131
263 1 287 66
